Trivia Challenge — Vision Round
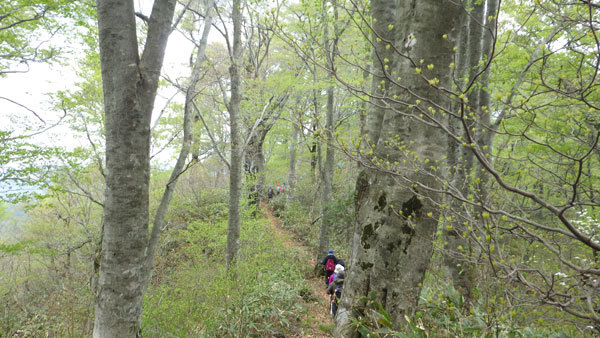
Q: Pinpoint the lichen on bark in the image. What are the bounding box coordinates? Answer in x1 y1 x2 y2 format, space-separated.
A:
401 195 422 219
335 0 460 333
361 223 374 249
375 192 387 212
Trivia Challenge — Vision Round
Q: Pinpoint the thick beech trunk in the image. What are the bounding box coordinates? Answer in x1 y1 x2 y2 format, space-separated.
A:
335 0 459 334
93 0 176 336
244 96 286 208
245 124 270 208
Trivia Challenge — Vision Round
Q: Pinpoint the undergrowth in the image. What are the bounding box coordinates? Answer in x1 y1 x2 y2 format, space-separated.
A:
347 284 587 337
142 213 309 337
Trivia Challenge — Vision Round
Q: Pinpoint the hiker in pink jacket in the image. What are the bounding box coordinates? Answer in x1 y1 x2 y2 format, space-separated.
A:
328 264 345 285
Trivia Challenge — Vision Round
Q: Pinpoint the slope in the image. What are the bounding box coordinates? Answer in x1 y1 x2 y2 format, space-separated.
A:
263 203 334 337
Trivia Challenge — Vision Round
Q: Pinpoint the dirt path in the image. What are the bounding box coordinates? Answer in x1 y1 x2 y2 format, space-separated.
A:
262 204 333 337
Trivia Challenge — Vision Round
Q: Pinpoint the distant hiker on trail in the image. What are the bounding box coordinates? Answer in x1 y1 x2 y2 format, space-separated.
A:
281 182 286 193
276 184 281 195
267 187 274 200
319 249 338 286
327 270 345 318
328 264 345 285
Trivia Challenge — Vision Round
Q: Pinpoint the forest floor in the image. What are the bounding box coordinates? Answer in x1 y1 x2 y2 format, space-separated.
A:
262 204 333 337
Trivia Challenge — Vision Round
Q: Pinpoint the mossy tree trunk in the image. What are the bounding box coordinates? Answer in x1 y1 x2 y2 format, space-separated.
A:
335 0 460 334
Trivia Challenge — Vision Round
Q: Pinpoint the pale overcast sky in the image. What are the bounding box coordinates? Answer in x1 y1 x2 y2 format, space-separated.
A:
0 2 202 149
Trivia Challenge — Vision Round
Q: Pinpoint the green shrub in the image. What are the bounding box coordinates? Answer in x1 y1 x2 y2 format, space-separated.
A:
278 200 311 232
142 216 309 337
269 196 287 217
167 186 229 225
274 196 353 260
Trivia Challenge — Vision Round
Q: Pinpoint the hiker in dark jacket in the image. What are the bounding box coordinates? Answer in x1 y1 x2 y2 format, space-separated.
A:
326 270 345 318
319 249 338 285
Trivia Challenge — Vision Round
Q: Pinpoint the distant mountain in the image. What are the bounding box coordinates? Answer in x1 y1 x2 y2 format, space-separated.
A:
0 203 27 239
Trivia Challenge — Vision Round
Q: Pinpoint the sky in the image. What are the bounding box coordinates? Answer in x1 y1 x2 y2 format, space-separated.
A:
0 1 222 218
0 2 210 151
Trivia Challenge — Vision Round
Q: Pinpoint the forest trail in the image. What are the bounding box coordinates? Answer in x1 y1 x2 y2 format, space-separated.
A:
262 204 333 337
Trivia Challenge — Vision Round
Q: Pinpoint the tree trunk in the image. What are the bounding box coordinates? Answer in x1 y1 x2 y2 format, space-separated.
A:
191 2 215 163
456 0 485 188
310 86 320 185
244 124 270 210
335 0 460 334
317 0 337 264
255 145 266 201
317 84 335 262
226 0 243 268
141 0 213 300
356 64 369 170
244 98 285 209
93 0 176 336
475 0 500 192
288 108 299 201
447 0 501 305
443 0 481 308
245 132 261 210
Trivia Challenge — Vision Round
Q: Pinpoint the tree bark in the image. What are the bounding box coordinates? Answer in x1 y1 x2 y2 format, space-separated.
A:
443 0 481 308
244 97 286 208
245 131 262 209
93 0 176 336
317 85 335 262
244 124 268 208
335 0 460 334
310 85 320 184
191 1 215 162
226 0 243 268
475 0 499 183
317 0 338 265
288 105 300 201
141 0 213 301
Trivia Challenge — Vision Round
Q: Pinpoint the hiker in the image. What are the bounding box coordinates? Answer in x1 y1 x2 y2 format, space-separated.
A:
281 182 286 193
267 187 274 200
319 249 338 286
328 264 345 285
276 184 281 195
327 270 345 318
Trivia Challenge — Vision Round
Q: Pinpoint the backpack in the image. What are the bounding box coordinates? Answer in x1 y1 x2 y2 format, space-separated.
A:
332 282 343 304
334 286 343 300
325 258 335 272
